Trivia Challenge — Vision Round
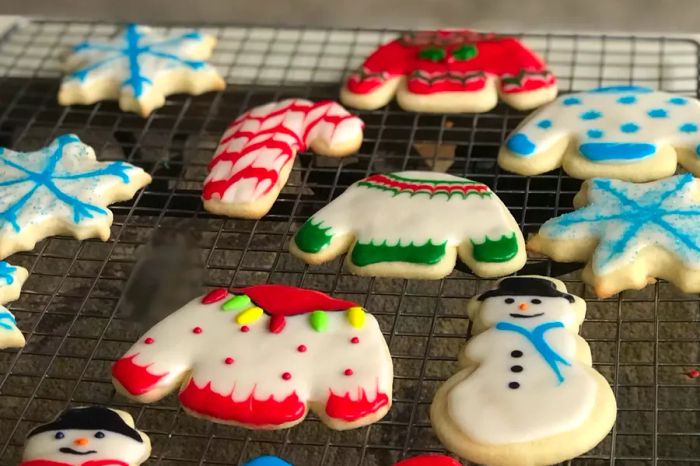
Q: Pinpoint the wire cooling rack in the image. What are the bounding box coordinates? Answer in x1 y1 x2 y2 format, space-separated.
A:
0 20 699 466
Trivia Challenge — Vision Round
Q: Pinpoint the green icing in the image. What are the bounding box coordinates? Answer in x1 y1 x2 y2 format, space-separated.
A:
221 294 251 311
419 46 446 62
351 239 447 267
309 310 329 332
452 44 478 61
295 219 333 253
471 233 519 263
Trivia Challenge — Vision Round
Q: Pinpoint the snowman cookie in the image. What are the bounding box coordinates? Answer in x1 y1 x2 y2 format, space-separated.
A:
203 99 364 219
112 285 393 430
341 29 557 113
499 86 700 181
290 171 526 279
431 276 616 466
529 174 700 298
60 23 225 117
0 134 151 259
20 406 151 466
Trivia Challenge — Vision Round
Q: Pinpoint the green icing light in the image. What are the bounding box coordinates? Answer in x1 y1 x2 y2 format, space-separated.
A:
351 239 447 267
452 44 478 61
221 294 251 311
419 47 446 62
471 233 519 263
309 310 329 332
295 219 333 253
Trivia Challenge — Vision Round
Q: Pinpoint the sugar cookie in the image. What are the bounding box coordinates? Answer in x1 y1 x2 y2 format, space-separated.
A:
431 276 616 466
243 454 460 466
290 171 526 279
0 260 28 350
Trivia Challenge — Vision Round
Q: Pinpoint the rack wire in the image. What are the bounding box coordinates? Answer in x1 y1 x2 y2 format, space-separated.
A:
0 20 699 466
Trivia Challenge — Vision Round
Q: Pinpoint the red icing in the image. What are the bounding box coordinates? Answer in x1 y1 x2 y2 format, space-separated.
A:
297 344 307 352
393 455 461 466
202 287 229 304
351 337 360 344
192 326 203 334
282 372 292 380
224 357 235 365
269 314 286 333
346 30 555 95
325 387 390 421
178 379 306 426
111 354 167 396
688 369 700 378
365 173 488 196
241 325 250 332
344 369 354 376
232 284 357 316
144 337 154 344
20 460 130 466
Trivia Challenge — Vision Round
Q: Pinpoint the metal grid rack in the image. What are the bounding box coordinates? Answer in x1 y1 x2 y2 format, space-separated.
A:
0 20 699 466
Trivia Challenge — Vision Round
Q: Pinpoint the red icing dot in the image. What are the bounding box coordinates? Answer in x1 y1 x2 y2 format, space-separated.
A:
201 287 228 304
241 326 250 333
688 369 700 379
344 369 354 376
282 372 292 380
351 337 360 344
192 326 203 334
224 357 235 365
297 344 307 352
144 337 154 344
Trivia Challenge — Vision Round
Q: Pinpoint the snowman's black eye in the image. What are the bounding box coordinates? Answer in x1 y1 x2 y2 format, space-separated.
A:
531 299 542 304
55 432 64 439
95 431 105 439
505 298 515 304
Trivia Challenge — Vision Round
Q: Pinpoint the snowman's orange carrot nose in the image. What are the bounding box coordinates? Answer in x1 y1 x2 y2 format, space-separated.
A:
74 437 89 446
518 303 528 311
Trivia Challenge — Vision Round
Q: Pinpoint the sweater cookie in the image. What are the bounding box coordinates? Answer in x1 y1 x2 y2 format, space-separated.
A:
203 99 364 219
112 285 393 430
341 29 557 113
499 86 700 181
431 276 616 466
290 171 526 279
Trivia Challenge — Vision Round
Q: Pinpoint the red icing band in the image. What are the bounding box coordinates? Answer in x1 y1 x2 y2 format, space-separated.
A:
232 284 357 316
364 173 489 196
178 379 306 426
112 354 167 396
393 455 461 466
269 314 286 333
202 287 229 304
325 387 390 421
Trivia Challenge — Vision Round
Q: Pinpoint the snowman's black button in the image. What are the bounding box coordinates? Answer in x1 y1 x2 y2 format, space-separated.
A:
510 365 523 373
508 382 520 389
511 350 523 358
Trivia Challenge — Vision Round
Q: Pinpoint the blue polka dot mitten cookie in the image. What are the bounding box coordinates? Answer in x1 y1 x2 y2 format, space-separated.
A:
498 86 700 181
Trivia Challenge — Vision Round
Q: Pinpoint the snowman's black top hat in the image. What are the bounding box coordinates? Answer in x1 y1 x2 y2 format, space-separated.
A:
28 406 143 442
477 277 575 303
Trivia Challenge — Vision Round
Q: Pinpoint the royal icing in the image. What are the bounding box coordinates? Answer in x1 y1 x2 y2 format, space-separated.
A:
292 171 524 277
0 260 27 305
0 305 24 349
0 134 151 258
539 174 700 275
203 99 363 218
442 277 604 444
60 23 224 116
503 86 700 170
243 457 292 466
243 454 459 466
21 406 150 466
112 285 393 429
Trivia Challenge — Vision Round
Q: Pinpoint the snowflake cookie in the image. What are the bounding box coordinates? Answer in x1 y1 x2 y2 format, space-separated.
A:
341 29 557 113
112 285 393 430
0 134 152 259
431 276 616 466
289 171 526 280
528 174 700 297
0 261 28 350
499 86 700 181
59 24 225 117
203 99 364 219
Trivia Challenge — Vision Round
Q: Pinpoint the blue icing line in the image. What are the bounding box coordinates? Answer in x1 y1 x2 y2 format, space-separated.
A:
587 85 653 93
647 108 668 118
0 308 17 330
579 142 655 162
617 95 637 104
243 456 293 466
680 123 698 133
620 122 640 133
0 261 16 285
562 96 582 106
506 133 537 156
580 110 602 120
587 129 604 139
536 119 552 129
668 96 688 105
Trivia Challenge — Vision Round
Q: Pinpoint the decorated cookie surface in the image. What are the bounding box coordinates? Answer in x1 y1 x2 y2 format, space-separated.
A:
290 171 526 279
0 134 151 259
203 99 364 219
431 277 616 466
21 406 151 466
59 23 225 117
0 260 27 305
499 86 700 181
0 305 25 349
243 454 460 466
112 285 393 430
341 29 557 113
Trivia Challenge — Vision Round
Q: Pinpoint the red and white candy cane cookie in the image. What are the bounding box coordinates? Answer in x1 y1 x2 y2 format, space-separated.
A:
341 30 557 113
112 284 393 430
202 99 364 219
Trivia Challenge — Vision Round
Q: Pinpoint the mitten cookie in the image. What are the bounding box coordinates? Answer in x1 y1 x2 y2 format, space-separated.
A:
244 455 460 466
59 23 225 117
21 406 151 466
0 134 151 259
112 285 393 430
341 30 556 113
529 174 700 297
431 276 616 466
290 171 526 279
244 457 292 466
203 99 364 219
499 86 700 181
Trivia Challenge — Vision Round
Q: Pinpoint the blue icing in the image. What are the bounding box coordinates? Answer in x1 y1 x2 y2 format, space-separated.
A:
541 174 700 274
0 307 17 330
0 261 16 285
244 456 293 466
562 96 582 106
0 134 135 232
680 123 698 133
620 122 640 133
587 129 604 139
587 85 653 93
617 95 637 104
68 23 207 98
580 110 602 120
506 133 537 156
668 96 688 105
536 119 552 129
648 108 668 118
579 142 655 162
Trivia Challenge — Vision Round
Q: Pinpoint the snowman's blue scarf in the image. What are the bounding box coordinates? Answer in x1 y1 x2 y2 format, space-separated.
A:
495 320 571 384
0 309 16 330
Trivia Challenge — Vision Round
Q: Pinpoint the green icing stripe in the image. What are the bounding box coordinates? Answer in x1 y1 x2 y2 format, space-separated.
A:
351 239 447 267
384 173 481 185
295 219 333 253
357 181 491 199
471 233 519 263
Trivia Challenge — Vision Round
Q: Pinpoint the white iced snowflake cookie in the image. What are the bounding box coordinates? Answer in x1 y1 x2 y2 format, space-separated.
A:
529 174 700 298
112 285 393 430
59 23 225 117
290 171 526 279
0 261 28 350
203 99 364 219
0 134 151 259
499 86 700 181
431 276 616 466
21 406 151 466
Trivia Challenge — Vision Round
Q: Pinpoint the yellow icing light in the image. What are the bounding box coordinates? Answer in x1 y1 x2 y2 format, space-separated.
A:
347 306 366 328
235 306 263 325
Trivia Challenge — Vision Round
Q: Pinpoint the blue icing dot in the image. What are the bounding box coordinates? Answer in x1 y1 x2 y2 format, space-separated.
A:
620 122 640 133
536 119 552 129
562 96 582 106
617 95 637 104
668 96 688 105
580 110 602 121
506 133 537 156
680 123 698 133
244 457 293 466
587 129 604 139
587 85 652 94
648 108 668 118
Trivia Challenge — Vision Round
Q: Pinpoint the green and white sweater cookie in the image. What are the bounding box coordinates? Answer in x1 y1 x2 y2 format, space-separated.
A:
290 171 526 279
